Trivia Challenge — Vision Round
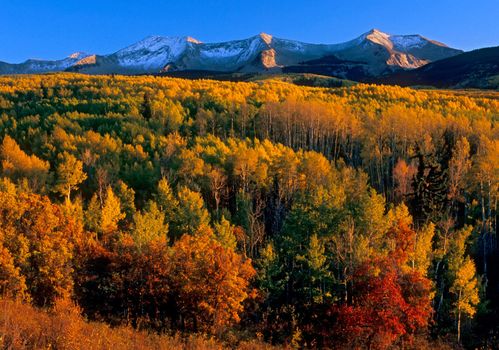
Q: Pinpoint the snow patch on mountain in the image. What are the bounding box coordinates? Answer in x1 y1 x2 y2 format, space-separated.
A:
117 36 199 56
390 35 426 49
200 46 244 58
114 36 202 69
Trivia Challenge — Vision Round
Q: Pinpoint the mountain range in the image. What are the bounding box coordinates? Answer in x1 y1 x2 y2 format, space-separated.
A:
1 29 497 88
0 29 462 75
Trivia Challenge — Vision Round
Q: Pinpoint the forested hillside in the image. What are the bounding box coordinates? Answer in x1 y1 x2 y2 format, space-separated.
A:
0 73 497 349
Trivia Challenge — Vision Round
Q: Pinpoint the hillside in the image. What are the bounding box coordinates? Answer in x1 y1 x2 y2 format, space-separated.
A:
0 74 497 349
0 298 274 350
381 46 499 88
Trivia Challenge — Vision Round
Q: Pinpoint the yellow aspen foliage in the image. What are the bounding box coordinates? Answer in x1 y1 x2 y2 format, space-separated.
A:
0 135 50 191
54 152 87 201
0 190 73 306
100 186 125 235
410 223 435 274
450 257 480 343
0 245 28 301
156 177 178 219
132 201 168 249
451 257 479 318
448 137 471 202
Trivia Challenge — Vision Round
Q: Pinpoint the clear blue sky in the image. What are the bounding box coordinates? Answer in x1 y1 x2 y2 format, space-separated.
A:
1 0 498 63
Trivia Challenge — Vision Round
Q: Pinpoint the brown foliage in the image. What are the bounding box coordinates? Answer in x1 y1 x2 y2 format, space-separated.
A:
169 232 256 333
0 297 276 350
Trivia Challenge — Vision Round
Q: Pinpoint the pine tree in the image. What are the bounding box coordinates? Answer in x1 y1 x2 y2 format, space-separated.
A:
140 92 153 121
411 149 448 224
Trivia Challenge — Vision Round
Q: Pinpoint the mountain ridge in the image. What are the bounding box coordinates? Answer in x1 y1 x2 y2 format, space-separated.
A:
379 45 499 89
0 29 463 78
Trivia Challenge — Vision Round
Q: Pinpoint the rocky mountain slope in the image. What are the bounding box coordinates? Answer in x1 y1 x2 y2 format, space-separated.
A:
381 46 499 89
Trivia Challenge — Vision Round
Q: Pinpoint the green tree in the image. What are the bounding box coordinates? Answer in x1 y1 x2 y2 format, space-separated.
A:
172 186 210 239
132 201 168 249
85 193 101 233
115 180 136 221
140 92 153 121
302 234 329 304
155 177 178 222
214 216 237 250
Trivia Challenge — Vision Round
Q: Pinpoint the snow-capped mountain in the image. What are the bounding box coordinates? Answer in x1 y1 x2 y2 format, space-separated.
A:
166 33 339 72
68 33 339 74
0 52 91 75
283 29 463 79
114 36 201 71
350 29 462 69
0 29 463 79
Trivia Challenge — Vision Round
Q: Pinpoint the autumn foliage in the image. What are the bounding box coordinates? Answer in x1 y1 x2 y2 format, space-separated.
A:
0 73 496 348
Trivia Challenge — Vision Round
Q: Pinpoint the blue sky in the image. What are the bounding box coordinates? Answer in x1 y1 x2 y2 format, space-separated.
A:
1 0 498 63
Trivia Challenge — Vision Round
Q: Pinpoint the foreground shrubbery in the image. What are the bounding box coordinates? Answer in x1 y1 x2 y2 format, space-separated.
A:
0 298 275 350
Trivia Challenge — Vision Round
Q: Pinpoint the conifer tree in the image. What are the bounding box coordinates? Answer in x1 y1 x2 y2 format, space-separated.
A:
140 92 153 121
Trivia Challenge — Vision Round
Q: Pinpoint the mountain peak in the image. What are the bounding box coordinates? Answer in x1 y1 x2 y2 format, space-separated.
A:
362 28 391 37
185 36 202 44
116 35 202 57
259 32 273 45
368 28 387 34
362 28 391 47
68 52 88 59
132 35 201 48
